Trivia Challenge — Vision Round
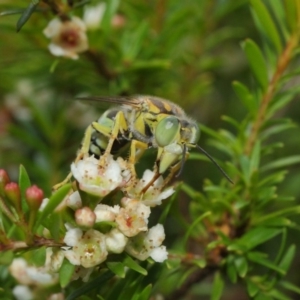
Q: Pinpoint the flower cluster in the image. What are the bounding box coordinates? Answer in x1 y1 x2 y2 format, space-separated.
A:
57 154 171 276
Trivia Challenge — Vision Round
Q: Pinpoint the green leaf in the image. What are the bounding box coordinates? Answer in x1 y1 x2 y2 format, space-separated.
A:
60 258 76 288
246 279 259 297
278 244 296 273
237 227 282 250
247 252 285 275
137 284 152 300
48 212 62 241
0 250 13 265
285 0 298 31
211 272 224 300
232 81 257 112
280 280 300 295
193 258 207 269
101 0 120 32
183 211 211 245
18 165 31 213
226 256 237 283
242 39 268 90
16 0 39 32
234 256 248 278
107 262 126 278
124 256 147 276
34 184 71 231
250 0 282 53
269 289 292 300
261 155 300 172
29 247 46 267
254 206 300 224
66 271 114 300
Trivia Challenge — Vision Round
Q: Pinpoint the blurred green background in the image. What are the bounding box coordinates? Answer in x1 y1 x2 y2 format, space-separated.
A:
1 0 300 299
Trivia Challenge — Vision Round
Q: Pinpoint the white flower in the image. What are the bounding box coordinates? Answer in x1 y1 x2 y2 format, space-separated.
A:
115 198 150 237
9 258 58 286
72 266 94 282
75 206 96 227
83 3 106 30
94 204 120 222
12 285 33 300
71 155 123 197
43 17 88 59
125 224 168 262
126 169 175 207
48 293 65 300
105 228 128 253
64 227 83 247
64 229 108 268
67 191 82 209
45 248 65 272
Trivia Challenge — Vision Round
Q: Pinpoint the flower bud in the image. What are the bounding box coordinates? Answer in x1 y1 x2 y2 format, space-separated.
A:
25 185 44 211
75 207 96 228
4 182 21 211
0 169 10 195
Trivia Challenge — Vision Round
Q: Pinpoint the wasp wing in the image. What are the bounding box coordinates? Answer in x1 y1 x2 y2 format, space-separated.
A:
76 96 141 108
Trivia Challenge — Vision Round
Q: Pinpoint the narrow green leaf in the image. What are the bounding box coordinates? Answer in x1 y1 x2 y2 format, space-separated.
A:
234 256 248 278
248 252 285 275
101 0 120 32
16 0 39 32
60 258 76 288
254 206 300 224
250 141 260 174
183 211 211 245
278 244 296 273
285 0 298 31
107 262 126 278
237 227 282 250
232 81 257 112
66 271 114 300
280 280 300 295
269 289 292 300
29 247 46 267
226 256 237 283
138 284 152 300
193 258 206 269
250 0 282 53
18 165 31 213
34 184 71 231
261 155 300 172
0 250 13 265
246 279 259 297
242 39 268 90
211 272 224 300
124 256 147 276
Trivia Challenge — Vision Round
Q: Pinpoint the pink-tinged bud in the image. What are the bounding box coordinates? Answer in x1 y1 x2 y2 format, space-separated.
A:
4 182 21 210
75 207 96 228
25 185 44 211
0 169 10 195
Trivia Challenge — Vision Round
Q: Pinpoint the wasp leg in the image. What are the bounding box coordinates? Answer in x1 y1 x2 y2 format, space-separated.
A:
128 139 148 180
53 125 94 190
163 152 189 188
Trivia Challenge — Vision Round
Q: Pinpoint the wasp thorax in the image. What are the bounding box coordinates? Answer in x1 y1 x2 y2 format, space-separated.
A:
155 116 180 147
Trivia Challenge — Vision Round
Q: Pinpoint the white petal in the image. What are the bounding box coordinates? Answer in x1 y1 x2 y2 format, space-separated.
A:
149 246 168 262
63 228 83 246
12 285 33 300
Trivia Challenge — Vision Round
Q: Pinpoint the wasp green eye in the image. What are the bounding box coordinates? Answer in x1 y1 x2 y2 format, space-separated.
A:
155 116 180 147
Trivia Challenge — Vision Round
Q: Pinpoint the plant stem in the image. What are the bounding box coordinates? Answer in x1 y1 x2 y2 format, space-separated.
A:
244 34 298 156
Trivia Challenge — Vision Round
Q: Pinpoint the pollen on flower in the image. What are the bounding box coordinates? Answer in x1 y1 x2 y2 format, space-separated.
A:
71 155 123 197
115 198 150 237
43 17 88 59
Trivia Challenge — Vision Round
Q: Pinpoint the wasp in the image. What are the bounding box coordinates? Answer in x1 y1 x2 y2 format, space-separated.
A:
72 95 232 192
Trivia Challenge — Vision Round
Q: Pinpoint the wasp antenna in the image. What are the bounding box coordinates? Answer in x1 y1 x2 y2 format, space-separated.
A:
176 144 187 178
196 145 234 184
